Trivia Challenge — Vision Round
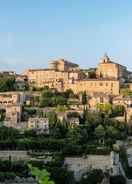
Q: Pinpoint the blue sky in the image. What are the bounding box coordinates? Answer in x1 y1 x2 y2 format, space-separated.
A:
0 0 132 72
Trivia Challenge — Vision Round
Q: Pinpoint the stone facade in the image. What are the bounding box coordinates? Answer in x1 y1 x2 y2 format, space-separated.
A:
22 56 127 95
4 105 22 127
15 74 28 90
112 96 124 106
23 68 79 90
96 54 127 80
126 107 132 123
0 151 30 161
49 59 79 71
0 92 25 106
28 117 49 134
66 79 120 95
68 117 80 128
88 94 111 109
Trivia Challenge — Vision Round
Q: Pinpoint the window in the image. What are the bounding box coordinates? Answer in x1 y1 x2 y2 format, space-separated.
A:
100 97 104 103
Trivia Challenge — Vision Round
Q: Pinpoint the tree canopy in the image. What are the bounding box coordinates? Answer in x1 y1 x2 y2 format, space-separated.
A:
28 164 54 184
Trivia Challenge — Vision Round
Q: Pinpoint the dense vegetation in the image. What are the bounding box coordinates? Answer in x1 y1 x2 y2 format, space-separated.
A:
0 160 29 181
0 87 130 183
0 107 128 154
0 74 15 92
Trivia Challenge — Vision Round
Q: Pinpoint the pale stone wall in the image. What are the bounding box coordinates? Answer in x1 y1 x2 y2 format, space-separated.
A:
0 92 25 106
112 116 125 122
88 95 111 109
0 151 30 161
65 79 120 95
50 59 79 71
28 117 49 134
64 155 111 181
126 107 132 123
0 181 38 184
65 152 123 181
126 147 132 167
96 62 119 79
5 105 22 124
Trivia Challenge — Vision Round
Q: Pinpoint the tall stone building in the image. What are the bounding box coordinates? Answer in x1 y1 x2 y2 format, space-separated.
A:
96 54 127 80
49 59 79 71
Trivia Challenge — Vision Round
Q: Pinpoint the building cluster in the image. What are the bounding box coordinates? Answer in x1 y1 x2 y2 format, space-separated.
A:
22 54 127 95
0 91 49 133
1 54 132 131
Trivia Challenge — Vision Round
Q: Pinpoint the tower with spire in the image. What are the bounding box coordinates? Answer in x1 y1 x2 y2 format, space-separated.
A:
96 53 127 79
100 53 111 64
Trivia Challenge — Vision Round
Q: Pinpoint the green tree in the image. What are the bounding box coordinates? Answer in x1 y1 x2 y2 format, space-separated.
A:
0 127 19 141
95 125 105 138
47 111 58 127
106 126 120 139
42 87 53 98
112 105 125 117
37 109 45 117
0 75 15 92
0 109 5 121
97 103 112 116
121 88 132 97
51 96 66 106
79 169 104 184
28 164 54 184
67 128 81 145
64 89 75 98
83 108 102 127
51 167 75 184
39 97 52 107
110 176 126 184
82 91 87 105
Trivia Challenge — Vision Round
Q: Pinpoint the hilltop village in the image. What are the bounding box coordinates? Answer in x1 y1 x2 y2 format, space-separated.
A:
1 54 132 183
2 54 132 127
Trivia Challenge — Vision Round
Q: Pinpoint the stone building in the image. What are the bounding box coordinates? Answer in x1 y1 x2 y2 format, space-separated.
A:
28 117 49 134
0 92 25 107
68 117 80 128
112 96 132 108
126 107 132 123
15 74 28 90
112 96 124 106
66 79 120 95
49 59 79 71
96 54 127 80
88 94 111 110
22 56 127 95
23 68 79 90
4 105 22 127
